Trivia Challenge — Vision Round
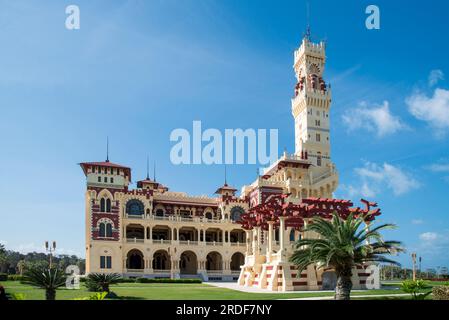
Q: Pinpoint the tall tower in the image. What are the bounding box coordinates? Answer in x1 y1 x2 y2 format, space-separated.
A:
291 35 334 178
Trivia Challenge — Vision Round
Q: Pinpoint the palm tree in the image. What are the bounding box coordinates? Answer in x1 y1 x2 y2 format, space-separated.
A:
22 267 67 300
290 212 404 300
17 260 26 276
85 273 121 293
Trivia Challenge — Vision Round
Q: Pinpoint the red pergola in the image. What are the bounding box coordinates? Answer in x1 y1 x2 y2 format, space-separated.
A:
238 194 381 231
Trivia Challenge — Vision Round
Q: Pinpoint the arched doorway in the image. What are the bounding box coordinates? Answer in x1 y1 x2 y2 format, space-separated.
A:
230 252 245 271
180 251 197 275
206 251 222 271
127 249 144 270
153 250 171 270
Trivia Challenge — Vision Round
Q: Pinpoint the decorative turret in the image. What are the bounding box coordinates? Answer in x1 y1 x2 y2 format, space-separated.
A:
79 161 131 189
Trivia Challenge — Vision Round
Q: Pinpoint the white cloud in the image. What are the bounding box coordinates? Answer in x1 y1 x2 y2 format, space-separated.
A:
428 69 444 87
355 162 420 196
342 101 405 137
425 161 449 183
406 88 449 135
427 163 449 173
412 219 424 225
343 162 420 199
420 232 439 242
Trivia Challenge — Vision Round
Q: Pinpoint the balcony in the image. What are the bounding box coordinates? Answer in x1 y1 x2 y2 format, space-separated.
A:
207 270 224 275
205 241 223 246
126 238 144 243
153 269 171 274
125 214 145 219
126 269 144 273
230 242 246 247
179 240 198 246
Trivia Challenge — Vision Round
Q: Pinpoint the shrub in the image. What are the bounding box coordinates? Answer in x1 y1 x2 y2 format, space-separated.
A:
117 278 135 283
73 292 108 300
135 278 201 284
0 273 8 281
85 273 121 293
401 280 432 300
22 267 67 300
7 275 24 281
432 286 449 300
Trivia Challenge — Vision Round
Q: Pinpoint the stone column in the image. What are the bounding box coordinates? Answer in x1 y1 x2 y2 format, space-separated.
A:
279 217 286 261
267 221 274 260
222 229 226 244
177 228 180 242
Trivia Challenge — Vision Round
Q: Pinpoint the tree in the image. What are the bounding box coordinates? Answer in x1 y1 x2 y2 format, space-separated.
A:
290 212 404 300
85 273 121 293
22 267 67 300
401 280 431 299
16 260 26 275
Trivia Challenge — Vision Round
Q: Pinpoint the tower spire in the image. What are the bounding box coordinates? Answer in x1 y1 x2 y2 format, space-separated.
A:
153 161 156 182
146 155 150 180
304 1 311 41
106 136 109 162
224 165 227 185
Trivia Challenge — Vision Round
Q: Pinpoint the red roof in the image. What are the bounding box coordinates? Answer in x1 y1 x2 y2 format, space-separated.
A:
215 183 237 194
137 179 159 188
79 161 132 181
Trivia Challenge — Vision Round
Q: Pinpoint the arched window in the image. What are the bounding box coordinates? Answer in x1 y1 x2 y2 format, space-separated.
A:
99 223 106 237
126 200 144 216
289 229 295 242
155 209 164 217
205 212 213 220
106 223 113 237
106 199 111 212
317 152 322 167
230 207 245 222
100 198 106 212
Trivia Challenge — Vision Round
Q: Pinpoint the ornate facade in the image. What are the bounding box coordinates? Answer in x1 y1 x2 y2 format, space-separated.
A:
80 162 248 281
80 34 380 290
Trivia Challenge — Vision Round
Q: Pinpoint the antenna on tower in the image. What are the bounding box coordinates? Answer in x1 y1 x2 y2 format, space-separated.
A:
304 1 311 41
146 155 150 180
153 161 156 182
106 136 110 162
224 165 227 185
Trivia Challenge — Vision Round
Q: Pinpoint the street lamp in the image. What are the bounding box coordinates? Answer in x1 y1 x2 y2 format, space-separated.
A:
45 241 57 268
411 253 417 281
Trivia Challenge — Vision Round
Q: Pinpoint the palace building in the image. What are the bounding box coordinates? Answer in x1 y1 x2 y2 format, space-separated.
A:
80 33 380 290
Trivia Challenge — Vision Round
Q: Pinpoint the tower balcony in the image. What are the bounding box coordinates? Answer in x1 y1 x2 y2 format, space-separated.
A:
291 87 332 107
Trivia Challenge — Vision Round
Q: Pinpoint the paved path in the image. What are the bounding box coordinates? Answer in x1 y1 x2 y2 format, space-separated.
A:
282 294 410 300
205 282 407 300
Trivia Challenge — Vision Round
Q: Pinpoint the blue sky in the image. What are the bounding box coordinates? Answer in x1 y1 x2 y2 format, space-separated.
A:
0 0 448 270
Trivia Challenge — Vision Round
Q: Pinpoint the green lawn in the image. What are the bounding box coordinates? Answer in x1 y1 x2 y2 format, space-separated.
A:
1 281 408 300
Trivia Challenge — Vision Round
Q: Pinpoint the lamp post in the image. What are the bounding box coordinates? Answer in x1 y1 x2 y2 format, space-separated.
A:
411 253 417 281
419 256 422 277
45 241 57 268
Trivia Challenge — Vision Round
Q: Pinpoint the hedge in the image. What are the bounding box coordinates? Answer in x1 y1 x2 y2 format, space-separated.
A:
7 275 24 281
135 278 201 284
79 276 201 284
432 286 449 300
